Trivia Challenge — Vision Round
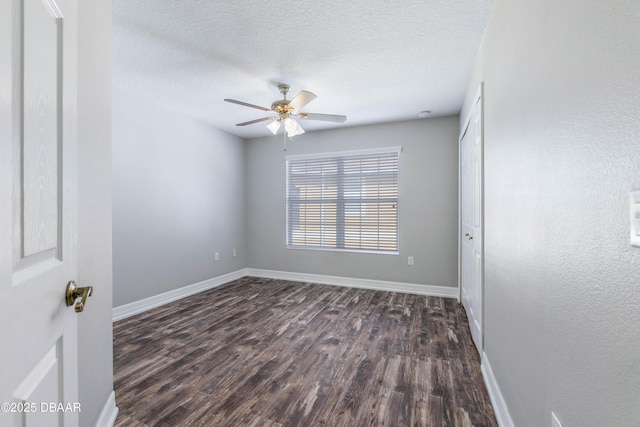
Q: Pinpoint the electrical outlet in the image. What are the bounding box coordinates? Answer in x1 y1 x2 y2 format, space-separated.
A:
214 252 219 261
232 249 236 257
408 256 414 266
551 412 563 427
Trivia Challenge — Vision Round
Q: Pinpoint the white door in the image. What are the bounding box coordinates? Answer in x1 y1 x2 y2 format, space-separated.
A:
460 85 483 354
0 0 81 426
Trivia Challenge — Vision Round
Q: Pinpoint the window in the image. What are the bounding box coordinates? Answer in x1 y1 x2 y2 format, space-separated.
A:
286 147 400 254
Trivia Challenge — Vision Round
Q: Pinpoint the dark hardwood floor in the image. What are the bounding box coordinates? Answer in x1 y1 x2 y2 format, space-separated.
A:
113 277 497 426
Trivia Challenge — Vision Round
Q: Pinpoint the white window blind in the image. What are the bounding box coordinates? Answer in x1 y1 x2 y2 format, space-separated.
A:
286 147 400 253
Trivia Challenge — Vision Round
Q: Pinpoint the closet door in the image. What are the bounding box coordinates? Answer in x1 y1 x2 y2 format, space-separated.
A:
460 85 483 354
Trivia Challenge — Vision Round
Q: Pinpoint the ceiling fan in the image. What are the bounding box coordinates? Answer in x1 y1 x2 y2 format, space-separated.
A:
224 84 346 149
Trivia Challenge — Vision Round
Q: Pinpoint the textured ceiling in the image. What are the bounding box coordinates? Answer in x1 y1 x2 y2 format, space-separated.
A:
113 0 492 139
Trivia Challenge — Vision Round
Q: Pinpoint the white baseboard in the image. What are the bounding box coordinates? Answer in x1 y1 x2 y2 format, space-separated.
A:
113 268 458 322
95 390 118 427
112 269 247 322
246 268 459 298
481 352 515 427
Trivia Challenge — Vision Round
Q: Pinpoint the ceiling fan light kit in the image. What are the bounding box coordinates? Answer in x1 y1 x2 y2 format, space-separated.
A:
224 84 347 150
284 117 305 137
267 119 281 135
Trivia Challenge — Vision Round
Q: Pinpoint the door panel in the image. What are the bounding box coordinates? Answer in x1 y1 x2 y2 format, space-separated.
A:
21 0 62 260
1 0 79 425
460 126 472 309
14 0 64 282
460 85 483 355
14 343 62 426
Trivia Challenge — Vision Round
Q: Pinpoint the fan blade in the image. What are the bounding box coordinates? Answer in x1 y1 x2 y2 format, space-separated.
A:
236 117 274 126
224 98 272 112
288 90 317 113
297 112 347 123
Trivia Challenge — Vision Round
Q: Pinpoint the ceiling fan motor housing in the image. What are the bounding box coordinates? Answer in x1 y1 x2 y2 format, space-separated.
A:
271 99 292 116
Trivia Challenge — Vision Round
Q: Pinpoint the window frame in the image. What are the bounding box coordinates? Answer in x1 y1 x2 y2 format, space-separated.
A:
285 147 401 255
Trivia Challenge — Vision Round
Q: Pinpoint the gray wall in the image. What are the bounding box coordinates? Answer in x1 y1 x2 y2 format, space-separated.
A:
246 117 459 287
462 0 640 425
112 89 247 307
77 0 114 425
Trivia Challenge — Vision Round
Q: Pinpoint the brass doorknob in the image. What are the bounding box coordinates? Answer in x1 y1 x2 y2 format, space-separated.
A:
65 281 93 313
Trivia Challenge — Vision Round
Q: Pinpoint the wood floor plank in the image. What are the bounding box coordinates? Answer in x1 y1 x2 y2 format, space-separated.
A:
114 277 497 426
